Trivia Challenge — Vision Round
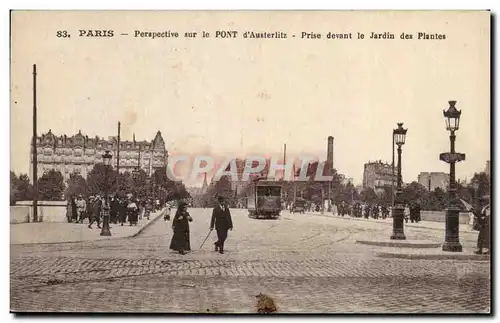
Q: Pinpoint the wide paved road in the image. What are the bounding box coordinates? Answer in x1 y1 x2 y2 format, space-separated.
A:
10 208 490 313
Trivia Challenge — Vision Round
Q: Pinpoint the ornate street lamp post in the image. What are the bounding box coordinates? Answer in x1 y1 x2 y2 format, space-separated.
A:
390 123 407 240
440 101 465 252
100 150 113 236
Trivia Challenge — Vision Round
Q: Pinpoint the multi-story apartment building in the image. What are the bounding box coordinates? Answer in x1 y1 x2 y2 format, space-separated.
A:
362 160 397 194
30 129 168 182
417 172 449 191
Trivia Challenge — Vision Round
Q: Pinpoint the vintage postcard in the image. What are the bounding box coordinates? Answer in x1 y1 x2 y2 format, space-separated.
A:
10 10 490 314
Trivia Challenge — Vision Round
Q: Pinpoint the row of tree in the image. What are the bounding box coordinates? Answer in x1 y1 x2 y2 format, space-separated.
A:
192 159 490 211
10 165 191 205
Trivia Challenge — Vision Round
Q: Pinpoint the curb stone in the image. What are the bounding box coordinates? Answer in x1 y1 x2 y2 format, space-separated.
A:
132 209 167 238
375 251 491 262
355 240 441 248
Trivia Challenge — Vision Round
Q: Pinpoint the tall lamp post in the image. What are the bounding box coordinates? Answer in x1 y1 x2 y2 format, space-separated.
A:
440 100 465 252
100 150 113 236
390 123 407 240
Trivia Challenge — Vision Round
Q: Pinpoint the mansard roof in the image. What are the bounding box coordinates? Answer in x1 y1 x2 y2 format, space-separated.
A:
40 129 56 148
34 129 165 151
152 131 165 150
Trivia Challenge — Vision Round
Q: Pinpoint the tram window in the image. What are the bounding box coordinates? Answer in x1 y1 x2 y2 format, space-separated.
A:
257 186 281 196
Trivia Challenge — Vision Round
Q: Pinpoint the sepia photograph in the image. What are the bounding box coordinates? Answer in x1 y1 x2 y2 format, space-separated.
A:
9 10 491 314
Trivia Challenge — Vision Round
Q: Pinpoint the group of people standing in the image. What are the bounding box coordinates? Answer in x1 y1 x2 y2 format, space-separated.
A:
347 202 392 219
66 194 162 228
169 196 233 255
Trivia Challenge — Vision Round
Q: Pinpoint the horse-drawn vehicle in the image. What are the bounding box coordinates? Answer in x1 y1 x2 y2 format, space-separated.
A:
291 198 306 214
247 179 282 219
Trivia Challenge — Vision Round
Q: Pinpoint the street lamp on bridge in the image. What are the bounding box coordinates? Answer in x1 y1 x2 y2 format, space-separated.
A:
440 100 465 252
390 122 407 240
100 150 113 236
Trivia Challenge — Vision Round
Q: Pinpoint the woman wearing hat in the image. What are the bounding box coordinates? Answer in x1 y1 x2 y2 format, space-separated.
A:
475 196 490 255
169 201 193 255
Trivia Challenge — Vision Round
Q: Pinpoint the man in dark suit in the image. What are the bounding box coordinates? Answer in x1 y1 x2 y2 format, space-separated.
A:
210 196 233 254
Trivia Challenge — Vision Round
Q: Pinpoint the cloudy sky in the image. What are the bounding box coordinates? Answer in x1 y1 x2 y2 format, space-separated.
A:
10 11 490 186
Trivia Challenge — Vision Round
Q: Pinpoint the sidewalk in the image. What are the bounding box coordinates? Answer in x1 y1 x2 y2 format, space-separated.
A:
304 211 476 233
10 208 167 245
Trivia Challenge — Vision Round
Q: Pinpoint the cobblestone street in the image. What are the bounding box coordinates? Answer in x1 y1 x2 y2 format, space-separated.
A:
10 208 491 313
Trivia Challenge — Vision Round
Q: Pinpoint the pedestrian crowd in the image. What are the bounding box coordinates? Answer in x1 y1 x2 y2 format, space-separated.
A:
289 200 422 223
65 194 165 229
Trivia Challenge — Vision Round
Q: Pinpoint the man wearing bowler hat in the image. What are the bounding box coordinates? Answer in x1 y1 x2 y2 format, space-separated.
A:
210 196 233 254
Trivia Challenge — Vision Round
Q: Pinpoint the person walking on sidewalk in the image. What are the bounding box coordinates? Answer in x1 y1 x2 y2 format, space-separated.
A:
169 201 193 255
210 196 233 254
76 195 87 223
88 195 102 229
127 197 139 226
118 197 128 226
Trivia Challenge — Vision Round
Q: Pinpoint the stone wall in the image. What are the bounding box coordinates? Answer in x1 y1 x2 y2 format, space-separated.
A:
11 201 68 224
420 210 472 225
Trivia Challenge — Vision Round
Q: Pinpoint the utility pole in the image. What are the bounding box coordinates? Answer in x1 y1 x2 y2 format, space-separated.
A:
117 122 121 174
283 143 286 181
32 64 38 222
137 143 141 170
149 149 153 176
391 130 395 208
293 163 297 202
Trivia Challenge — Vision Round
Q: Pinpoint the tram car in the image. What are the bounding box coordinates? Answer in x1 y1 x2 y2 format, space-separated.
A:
247 179 282 219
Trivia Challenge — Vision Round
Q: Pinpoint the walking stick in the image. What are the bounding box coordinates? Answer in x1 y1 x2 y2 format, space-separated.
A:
199 229 213 249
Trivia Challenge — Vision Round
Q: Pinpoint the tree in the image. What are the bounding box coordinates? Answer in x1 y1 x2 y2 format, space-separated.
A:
294 161 348 206
153 166 169 189
130 168 148 200
360 187 378 204
86 164 117 197
11 172 35 204
469 172 490 200
10 171 18 205
212 175 233 199
379 185 393 205
38 169 65 200
172 181 191 200
401 181 428 205
65 172 88 198
200 181 217 207
424 187 447 211
115 171 134 198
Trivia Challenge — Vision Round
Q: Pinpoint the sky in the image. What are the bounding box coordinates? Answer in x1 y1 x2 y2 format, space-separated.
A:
10 11 490 186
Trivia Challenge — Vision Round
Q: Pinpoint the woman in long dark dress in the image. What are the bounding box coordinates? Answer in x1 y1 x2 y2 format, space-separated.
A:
475 199 491 255
169 202 193 255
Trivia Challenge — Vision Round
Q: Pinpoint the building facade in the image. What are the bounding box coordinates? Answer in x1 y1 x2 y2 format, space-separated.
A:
362 160 396 194
417 172 449 191
30 129 168 182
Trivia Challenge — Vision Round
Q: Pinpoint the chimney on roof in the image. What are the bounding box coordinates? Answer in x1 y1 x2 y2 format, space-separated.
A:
326 136 334 175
